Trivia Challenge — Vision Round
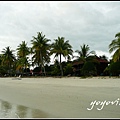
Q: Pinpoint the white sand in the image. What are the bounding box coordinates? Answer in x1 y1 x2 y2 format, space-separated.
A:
0 76 120 118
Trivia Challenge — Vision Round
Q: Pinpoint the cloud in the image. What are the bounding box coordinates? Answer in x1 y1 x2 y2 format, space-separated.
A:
0 1 120 60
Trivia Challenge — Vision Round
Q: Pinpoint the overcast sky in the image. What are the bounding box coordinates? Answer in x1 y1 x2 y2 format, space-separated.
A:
0 1 120 62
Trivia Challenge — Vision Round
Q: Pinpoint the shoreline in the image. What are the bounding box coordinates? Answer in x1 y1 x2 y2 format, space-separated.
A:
0 77 120 118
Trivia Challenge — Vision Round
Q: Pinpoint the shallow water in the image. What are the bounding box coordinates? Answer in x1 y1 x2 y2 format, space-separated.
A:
0 99 49 118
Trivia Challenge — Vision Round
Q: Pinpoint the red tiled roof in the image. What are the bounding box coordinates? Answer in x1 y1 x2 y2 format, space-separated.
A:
97 59 109 63
72 56 109 66
72 61 84 66
96 57 109 63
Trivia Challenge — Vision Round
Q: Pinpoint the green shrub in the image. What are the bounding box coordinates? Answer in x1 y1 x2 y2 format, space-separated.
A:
81 61 97 76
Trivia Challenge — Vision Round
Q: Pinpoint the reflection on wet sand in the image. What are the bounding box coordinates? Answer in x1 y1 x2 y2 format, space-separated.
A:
0 99 49 118
31 109 49 118
16 105 28 118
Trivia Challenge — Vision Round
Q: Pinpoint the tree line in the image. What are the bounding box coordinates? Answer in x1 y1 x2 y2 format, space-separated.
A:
0 31 120 77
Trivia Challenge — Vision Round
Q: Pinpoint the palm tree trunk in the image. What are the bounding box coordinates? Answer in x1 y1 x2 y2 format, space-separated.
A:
40 51 46 76
8 62 10 76
60 54 63 76
42 63 46 76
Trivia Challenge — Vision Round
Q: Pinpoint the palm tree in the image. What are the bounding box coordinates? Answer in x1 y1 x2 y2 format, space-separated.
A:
1 46 16 75
17 41 30 58
75 44 96 76
51 36 73 76
109 32 120 62
75 44 96 62
16 41 30 73
31 32 51 76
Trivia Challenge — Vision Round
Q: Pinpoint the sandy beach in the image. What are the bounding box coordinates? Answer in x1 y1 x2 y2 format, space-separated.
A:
0 76 120 118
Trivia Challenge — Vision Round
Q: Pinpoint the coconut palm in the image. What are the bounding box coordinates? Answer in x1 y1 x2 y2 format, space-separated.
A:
1 46 16 75
75 44 97 76
31 32 51 76
109 32 120 62
75 44 96 62
51 36 73 76
16 41 30 72
17 41 30 58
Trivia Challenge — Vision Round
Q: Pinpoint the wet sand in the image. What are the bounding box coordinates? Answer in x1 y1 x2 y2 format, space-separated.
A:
0 77 120 118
